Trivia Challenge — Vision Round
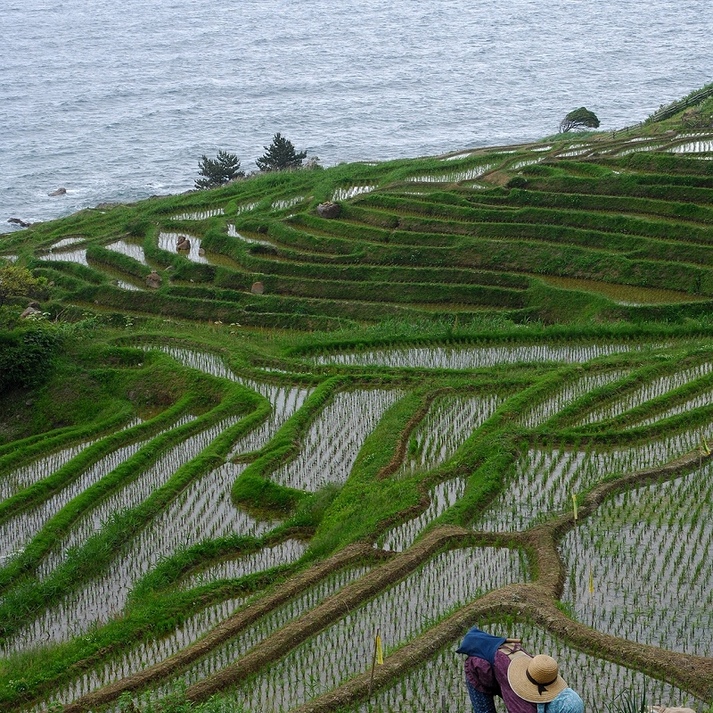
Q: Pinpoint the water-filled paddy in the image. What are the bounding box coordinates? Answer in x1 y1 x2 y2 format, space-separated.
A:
219 547 526 713
313 342 671 369
561 461 713 656
538 274 707 305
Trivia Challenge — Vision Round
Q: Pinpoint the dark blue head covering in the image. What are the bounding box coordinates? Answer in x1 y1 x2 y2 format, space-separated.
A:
456 626 507 664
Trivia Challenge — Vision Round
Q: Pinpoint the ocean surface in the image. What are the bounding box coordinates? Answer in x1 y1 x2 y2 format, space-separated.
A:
1 0 712 234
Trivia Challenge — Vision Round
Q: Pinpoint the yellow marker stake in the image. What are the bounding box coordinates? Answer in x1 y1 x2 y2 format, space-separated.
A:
375 632 384 665
369 628 383 698
572 492 578 522
588 568 594 595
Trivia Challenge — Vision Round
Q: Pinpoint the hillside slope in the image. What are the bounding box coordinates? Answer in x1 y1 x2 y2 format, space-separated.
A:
1 90 713 713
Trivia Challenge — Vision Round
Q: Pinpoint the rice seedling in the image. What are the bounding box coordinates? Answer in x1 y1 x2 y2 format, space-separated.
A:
668 140 713 154
226 225 273 246
398 394 503 477
474 429 712 533
441 151 476 161
377 477 467 551
36 414 198 575
105 240 149 265
157 232 209 264
0 435 152 562
560 461 713 655
346 622 701 713
577 362 713 425
271 196 305 210
1 440 100 503
332 185 376 201
313 343 667 370
553 143 593 157
37 248 88 265
234 202 259 216
518 371 627 429
147 347 236 382
6 454 286 651
170 209 225 221
179 540 308 590
270 389 402 491
143 347 313 455
633 384 713 427
47 237 85 249
115 279 142 291
615 144 667 156
219 547 525 713
24 596 248 711
151 565 375 699
406 164 496 183
2 416 241 653
508 158 542 171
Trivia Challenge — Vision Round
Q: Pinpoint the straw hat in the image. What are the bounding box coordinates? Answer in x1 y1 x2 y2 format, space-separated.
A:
507 653 568 703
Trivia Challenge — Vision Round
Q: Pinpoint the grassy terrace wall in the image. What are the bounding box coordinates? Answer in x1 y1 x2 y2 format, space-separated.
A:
2 94 713 713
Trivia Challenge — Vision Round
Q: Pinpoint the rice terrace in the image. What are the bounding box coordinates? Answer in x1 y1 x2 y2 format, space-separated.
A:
2 86 713 713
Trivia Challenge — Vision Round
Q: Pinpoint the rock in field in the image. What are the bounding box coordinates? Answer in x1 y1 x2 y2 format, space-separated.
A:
317 201 341 218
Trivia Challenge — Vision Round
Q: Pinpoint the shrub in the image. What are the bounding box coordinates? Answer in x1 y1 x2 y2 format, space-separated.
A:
0 264 45 306
0 324 63 393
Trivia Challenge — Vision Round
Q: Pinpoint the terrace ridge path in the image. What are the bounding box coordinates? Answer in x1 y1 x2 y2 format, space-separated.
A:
42 449 713 712
58 543 378 713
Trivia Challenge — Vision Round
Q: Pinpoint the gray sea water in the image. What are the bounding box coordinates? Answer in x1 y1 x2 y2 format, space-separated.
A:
1 0 712 233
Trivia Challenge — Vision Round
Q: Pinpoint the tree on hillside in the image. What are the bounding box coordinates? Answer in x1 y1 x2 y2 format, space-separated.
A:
559 107 601 133
255 133 307 172
195 150 244 190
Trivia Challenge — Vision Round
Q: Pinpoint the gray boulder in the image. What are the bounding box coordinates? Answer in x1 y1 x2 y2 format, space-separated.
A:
317 201 341 219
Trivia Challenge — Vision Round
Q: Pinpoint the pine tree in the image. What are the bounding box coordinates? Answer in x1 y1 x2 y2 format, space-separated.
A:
255 133 307 172
195 150 244 189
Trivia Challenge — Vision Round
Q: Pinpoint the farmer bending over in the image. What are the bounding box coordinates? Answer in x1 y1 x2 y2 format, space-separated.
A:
457 626 584 713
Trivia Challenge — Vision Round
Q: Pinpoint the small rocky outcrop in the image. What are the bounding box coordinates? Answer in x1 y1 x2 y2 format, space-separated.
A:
251 281 265 295
176 235 191 251
146 270 162 289
316 201 341 219
48 187 67 197
20 304 43 319
8 217 32 227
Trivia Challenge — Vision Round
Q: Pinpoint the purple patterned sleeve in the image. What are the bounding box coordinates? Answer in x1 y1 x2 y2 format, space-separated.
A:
464 655 500 695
